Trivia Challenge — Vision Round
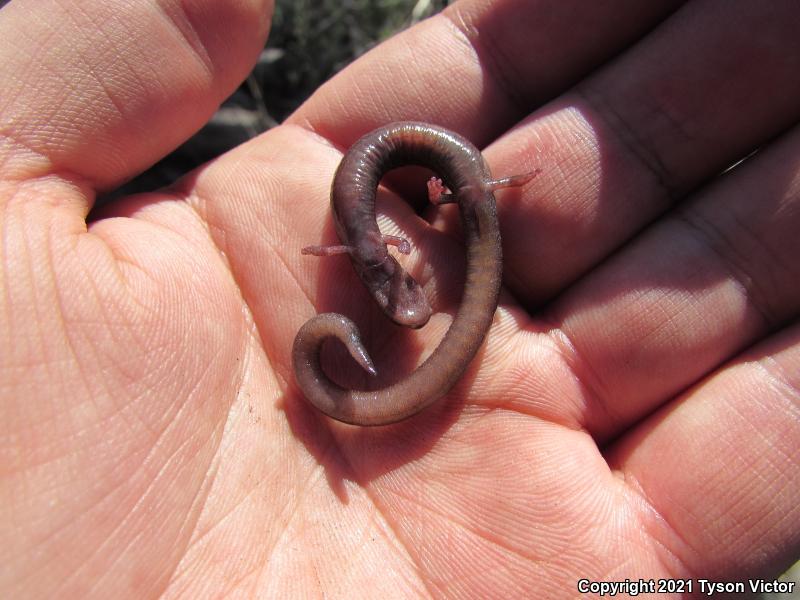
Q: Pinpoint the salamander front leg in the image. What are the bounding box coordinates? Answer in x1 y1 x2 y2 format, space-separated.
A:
302 234 412 256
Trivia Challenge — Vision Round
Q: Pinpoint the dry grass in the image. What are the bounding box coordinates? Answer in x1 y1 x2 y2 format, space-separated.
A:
116 0 451 196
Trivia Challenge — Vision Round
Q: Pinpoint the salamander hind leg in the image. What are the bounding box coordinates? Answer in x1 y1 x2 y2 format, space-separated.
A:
486 169 540 191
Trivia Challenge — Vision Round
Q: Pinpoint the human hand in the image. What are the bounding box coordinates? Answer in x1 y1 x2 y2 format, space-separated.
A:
2 0 798 598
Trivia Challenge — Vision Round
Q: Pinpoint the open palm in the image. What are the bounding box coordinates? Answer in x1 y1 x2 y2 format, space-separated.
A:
2 0 798 598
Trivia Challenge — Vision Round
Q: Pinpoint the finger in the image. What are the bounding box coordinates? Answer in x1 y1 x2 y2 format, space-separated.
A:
546 120 800 437
608 323 800 580
498 0 800 303
0 0 271 193
289 0 684 147
284 0 689 312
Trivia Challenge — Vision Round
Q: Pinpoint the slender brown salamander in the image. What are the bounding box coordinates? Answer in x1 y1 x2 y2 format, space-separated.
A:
292 122 534 426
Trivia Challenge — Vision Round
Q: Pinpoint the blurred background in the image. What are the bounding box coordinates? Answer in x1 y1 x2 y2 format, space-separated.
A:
114 0 451 198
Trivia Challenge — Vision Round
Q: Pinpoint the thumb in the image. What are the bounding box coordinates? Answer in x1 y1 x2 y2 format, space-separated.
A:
0 0 271 195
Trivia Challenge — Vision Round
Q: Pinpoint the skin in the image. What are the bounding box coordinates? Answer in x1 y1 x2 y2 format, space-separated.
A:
293 122 532 426
1 0 799 598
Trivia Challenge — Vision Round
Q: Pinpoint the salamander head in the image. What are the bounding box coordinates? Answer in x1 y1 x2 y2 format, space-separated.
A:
354 254 432 329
